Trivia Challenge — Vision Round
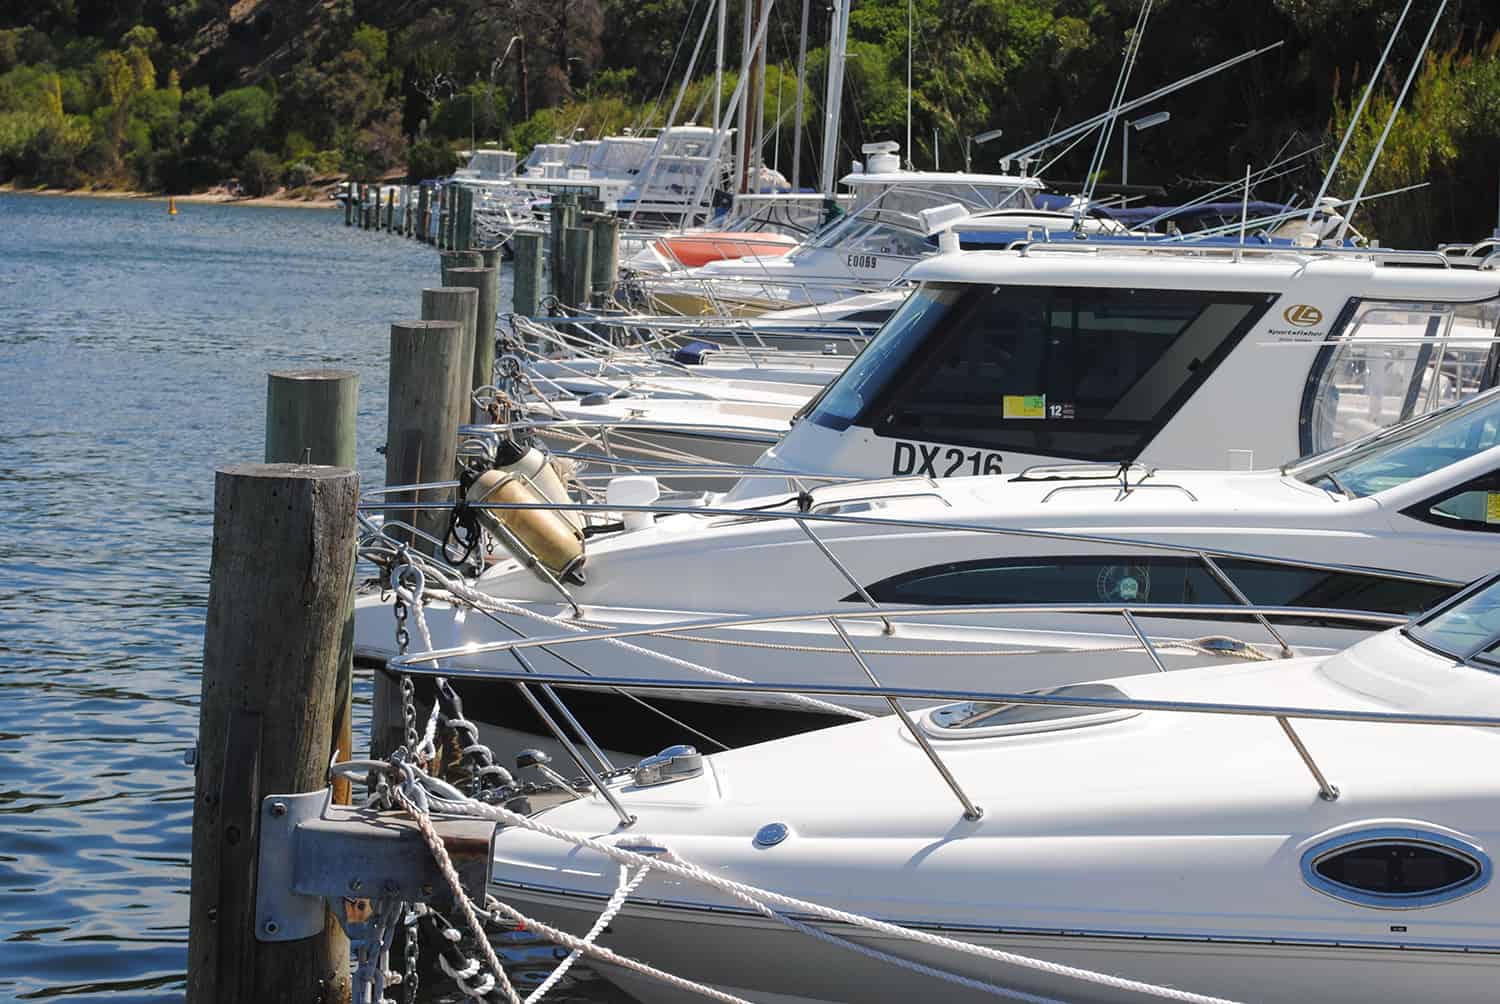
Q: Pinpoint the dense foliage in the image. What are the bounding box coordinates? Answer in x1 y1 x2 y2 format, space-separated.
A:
0 1 1496 243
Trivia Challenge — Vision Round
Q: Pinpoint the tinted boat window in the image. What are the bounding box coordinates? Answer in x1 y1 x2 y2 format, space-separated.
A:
808 284 964 431
863 285 1273 459
853 555 1454 615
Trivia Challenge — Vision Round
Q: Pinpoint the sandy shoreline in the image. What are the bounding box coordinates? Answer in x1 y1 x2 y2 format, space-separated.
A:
0 183 337 209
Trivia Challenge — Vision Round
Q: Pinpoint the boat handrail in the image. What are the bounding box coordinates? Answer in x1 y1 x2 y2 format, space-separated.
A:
383 600 1438 816
1010 240 1461 270
358 493 1463 637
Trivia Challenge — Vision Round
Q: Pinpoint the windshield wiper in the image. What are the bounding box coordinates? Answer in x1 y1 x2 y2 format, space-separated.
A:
1319 471 1354 500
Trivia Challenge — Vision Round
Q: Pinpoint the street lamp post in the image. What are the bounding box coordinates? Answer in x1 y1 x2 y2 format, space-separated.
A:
964 128 1004 173
1122 110 1171 187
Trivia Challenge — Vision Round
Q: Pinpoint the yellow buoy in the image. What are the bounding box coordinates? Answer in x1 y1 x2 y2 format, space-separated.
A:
168 196 178 216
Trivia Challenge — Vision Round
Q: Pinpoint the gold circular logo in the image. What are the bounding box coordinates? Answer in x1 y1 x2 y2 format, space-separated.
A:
1283 304 1323 327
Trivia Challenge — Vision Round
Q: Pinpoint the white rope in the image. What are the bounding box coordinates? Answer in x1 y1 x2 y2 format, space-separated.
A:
400 790 754 1004
525 862 654 1003
658 846 1066 1004
393 788 524 1004
446 800 1244 1004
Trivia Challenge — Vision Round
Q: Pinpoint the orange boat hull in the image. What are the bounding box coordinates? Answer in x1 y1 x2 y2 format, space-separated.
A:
654 231 798 268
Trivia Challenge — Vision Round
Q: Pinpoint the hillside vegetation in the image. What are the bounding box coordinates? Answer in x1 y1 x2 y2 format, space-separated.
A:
1 1 1497 245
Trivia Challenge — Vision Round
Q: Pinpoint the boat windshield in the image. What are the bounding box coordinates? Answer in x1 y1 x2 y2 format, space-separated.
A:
1405 574 1500 668
1301 296 1500 454
1288 389 1500 499
806 280 1275 460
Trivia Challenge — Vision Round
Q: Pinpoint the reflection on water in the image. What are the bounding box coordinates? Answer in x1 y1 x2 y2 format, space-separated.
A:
0 193 627 1003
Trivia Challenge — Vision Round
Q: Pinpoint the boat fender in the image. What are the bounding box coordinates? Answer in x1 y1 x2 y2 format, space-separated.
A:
492 437 584 530
671 340 720 366
467 468 586 581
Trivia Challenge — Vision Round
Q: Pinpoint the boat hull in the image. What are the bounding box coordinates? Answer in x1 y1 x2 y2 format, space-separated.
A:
494 880 1500 1004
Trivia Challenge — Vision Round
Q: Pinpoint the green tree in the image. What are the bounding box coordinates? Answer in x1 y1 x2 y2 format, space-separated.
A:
240 147 280 195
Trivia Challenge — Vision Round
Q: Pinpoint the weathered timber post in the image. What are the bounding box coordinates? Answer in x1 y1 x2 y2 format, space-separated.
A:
420 287 477 433
548 198 576 299
439 250 482 287
416 186 430 243
564 224 594 310
447 266 498 410
453 187 469 251
264 369 358 469
588 213 620 307
478 246 503 272
362 184 373 230
187 463 359 1004
343 185 353 226
263 369 358 805
376 320 465 755
435 187 447 249
513 230 543 317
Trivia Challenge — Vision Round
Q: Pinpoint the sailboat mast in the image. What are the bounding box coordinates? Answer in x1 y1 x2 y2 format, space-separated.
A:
714 0 726 127
819 0 848 197
791 0 809 190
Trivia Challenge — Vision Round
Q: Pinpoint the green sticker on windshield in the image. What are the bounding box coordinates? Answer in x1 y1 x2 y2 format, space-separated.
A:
1003 394 1045 419
1487 492 1500 524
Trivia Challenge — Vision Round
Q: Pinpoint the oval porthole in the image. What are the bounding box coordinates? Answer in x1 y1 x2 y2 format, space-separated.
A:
1301 827 1491 909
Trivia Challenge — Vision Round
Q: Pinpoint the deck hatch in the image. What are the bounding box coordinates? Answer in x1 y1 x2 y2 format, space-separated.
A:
1301 827 1491 909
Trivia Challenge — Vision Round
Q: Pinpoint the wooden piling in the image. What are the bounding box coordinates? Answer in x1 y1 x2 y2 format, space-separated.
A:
385 320 465 550
512 230 543 317
564 224 594 309
440 250 483 287
417 186 430 243
186 463 359 1004
548 199 576 299
420 287 477 431
264 369 358 469
343 186 353 226
377 319 465 756
447 266 498 409
588 214 620 307
263 369 359 806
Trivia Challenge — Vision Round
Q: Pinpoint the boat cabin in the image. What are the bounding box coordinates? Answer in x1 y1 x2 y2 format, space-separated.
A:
751 244 1500 488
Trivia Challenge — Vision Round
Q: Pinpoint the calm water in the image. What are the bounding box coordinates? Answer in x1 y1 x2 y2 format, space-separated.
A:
0 193 620 1002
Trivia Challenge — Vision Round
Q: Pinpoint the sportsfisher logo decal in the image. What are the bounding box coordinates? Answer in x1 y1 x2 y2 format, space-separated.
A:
892 441 1004 477
1282 304 1323 327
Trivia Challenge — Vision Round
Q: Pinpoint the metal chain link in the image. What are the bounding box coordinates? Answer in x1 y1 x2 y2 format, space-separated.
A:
400 904 420 1004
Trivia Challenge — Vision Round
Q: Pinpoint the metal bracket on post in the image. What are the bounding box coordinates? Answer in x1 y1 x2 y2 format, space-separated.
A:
253 789 496 943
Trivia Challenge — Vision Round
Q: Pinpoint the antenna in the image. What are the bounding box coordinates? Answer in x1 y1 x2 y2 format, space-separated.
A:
1305 0 1413 225
1007 43 1282 166
1081 0 1155 208
905 0 913 169
1237 164 1251 259
1337 0 1450 242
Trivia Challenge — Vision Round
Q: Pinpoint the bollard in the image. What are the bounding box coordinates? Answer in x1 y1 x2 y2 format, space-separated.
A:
440 250 482 287
563 224 593 310
548 199 576 299
478 246 503 271
420 287 477 432
447 266 498 411
384 320 465 553
263 369 359 805
512 230 543 317
588 214 620 307
186 463 359 1004
378 320 465 756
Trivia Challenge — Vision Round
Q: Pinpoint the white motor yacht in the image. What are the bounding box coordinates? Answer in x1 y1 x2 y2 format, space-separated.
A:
473 573 1500 1003
356 385 1500 752
507 239 1500 499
